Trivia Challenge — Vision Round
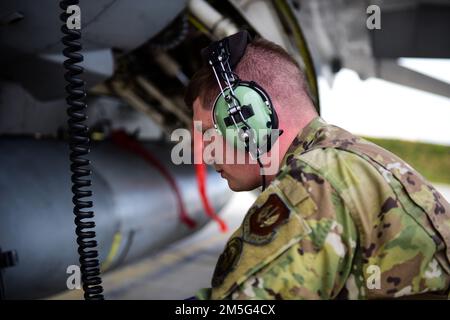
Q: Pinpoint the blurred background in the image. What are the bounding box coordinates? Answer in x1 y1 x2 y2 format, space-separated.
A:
0 0 448 300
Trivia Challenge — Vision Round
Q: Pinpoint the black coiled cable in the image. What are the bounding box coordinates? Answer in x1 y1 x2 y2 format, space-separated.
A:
60 0 104 300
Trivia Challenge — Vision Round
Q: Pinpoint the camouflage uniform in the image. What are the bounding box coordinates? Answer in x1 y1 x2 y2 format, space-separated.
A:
196 117 450 300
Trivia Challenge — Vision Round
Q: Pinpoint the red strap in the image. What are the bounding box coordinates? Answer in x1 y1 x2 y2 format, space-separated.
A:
193 124 228 233
195 163 228 233
111 130 196 229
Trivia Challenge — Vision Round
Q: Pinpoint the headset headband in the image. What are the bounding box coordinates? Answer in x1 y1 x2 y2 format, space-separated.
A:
201 30 252 69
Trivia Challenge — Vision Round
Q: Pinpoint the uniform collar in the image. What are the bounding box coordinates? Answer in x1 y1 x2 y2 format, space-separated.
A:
279 116 328 169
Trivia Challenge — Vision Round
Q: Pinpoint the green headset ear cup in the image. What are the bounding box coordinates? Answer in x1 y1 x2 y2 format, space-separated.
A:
212 81 277 153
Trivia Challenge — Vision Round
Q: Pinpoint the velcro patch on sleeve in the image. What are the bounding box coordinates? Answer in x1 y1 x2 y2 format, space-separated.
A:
243 193 291 245
212 237 243 288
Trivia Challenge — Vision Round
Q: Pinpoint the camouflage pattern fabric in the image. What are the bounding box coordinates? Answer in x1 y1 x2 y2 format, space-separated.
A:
196 117 450 300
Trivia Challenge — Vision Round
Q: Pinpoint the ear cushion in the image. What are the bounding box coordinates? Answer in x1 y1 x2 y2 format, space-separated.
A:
211 81 280 155
247 81 278 130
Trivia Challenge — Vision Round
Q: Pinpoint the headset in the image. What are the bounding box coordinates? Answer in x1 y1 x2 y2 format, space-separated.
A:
201 31 283 190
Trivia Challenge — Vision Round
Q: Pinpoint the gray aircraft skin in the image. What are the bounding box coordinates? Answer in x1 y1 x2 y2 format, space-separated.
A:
0 0 449 299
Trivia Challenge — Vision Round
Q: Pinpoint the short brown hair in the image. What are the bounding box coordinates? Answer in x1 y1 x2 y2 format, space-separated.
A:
184 37 310 110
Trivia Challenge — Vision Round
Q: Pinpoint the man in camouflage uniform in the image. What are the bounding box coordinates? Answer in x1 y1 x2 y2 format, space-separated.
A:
185 35 450 300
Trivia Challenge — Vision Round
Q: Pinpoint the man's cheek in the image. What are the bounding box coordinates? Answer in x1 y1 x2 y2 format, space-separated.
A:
224 140 237 165
203 130 225 164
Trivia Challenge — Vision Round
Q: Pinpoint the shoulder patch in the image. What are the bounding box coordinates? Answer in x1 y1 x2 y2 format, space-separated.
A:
212 237 243 288
243 193 291 245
